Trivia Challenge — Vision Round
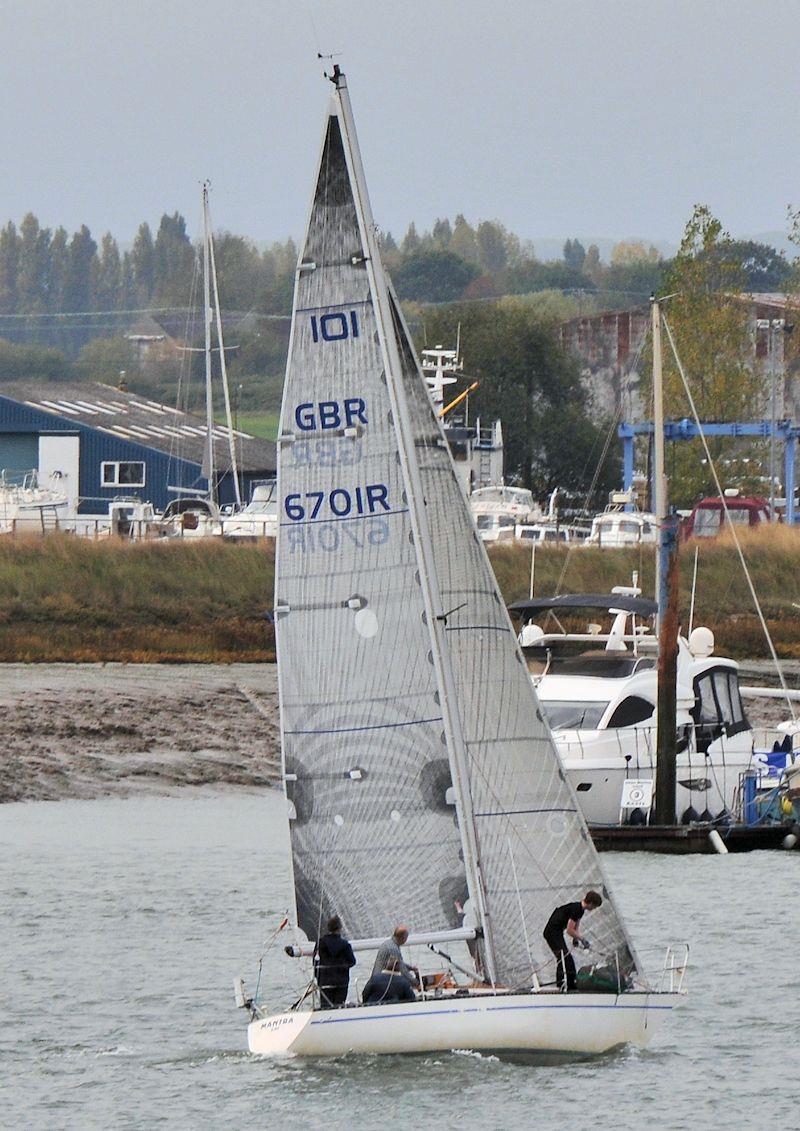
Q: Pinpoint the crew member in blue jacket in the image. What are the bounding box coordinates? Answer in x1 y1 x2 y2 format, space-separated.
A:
362 956 417 1005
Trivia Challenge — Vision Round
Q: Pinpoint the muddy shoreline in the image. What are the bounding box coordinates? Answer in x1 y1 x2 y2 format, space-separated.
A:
0 664 280 803
0 661 795 804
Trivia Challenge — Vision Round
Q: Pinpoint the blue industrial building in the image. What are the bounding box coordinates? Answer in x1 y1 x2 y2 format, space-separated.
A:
0 380 276 514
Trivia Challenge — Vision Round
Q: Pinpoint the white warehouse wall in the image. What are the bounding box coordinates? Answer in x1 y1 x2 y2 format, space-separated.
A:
38 434 80 511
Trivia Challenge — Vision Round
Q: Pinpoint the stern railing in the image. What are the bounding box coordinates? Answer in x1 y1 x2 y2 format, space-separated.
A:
658 943 689 993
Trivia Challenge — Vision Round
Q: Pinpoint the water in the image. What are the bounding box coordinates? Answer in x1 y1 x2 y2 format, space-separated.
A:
1 791 797 1130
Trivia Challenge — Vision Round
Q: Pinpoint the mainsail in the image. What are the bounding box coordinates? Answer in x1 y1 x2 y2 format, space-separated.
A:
276 69 638 985
276 106 468 943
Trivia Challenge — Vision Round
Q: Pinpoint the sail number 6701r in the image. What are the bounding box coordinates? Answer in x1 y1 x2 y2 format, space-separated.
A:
284 483 390 522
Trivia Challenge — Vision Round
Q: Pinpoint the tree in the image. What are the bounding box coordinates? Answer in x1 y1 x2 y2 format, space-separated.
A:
531 400 620 501
418 299 596 492
227 324 289 410
48 228 69 313
714 239 791 291
431 218 452 249
0 222 19 314
505 261 593 295
563 239 586 271
153 212 193 304
463 273 499 300
131 222 155 303
393 249 479 303
379 229 400 271
381 230 397 253
611 240 660 265
119 251 136 311
583 244 602 284
476 220 508 273
62 225 97 313
449 214 479 265
604 258 666 300
0 338 66 382
74 336 134 384
95 233 122 311
400 222 421 256
257 238 296 314
645 205 761 504
17 213 51 314
212 232 262 311
659 206 755 415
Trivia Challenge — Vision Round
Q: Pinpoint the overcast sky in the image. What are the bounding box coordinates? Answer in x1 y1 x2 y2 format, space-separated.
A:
2 0 799 253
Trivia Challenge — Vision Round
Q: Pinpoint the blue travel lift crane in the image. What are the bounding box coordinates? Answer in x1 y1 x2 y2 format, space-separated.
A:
618 418 800 524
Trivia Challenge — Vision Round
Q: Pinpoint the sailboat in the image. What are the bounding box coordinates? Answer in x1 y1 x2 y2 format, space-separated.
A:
161 183 241 537
242 67 685 1057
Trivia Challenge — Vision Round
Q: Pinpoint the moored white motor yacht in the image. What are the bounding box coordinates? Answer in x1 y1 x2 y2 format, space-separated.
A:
475 510 517 542
514 489 586 544
584 492 657 549
510 588 757 825
159 496 222 538
470 484 539 522
221 481 277 540
516 522 569 544
471 485 540 543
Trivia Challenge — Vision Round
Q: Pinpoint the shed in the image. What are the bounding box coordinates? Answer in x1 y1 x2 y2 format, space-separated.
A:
0 380 276 514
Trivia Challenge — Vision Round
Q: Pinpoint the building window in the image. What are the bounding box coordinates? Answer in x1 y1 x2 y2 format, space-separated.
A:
101 461 145 487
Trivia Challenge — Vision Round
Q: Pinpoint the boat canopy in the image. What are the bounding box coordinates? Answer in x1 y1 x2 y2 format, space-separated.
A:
509 593 658 617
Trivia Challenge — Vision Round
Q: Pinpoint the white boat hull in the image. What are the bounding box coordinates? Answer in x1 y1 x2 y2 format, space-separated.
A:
555 726 755 825
247 991 680 1057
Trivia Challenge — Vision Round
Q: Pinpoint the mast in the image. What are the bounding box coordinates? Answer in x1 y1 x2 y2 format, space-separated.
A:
206 197 242 507
332 67 498 983
202 183 216 505
651 295 667 618
652 294 678 823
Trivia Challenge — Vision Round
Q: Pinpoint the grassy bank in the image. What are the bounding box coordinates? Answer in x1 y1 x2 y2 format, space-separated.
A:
0 538 275 662
237 410 279 440
1 527 799 661
491 525 800 659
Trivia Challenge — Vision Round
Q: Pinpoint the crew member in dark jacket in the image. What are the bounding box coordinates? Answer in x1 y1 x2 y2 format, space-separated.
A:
362 956 417 1005
314 915 357 1009
543 890 603 991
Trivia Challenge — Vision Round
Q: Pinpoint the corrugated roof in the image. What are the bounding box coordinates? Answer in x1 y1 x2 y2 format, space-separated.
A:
1 379 275 472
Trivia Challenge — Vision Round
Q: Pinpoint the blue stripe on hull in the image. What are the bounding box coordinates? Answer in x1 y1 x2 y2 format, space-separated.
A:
309 1000 673 1026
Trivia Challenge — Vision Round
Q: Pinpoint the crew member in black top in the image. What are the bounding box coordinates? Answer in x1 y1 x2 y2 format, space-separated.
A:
543 890 603 991
314 915 357 1009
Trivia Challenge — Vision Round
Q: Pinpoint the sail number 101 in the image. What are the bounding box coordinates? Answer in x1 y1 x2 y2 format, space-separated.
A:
284 483 390 522
310 311 359 342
